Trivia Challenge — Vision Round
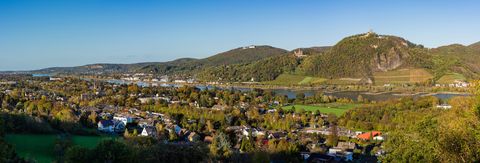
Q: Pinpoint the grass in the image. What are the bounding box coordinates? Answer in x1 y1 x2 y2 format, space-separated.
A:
373 68 433 85
263 74 327 86
5 134 112 163
436 73 466 84
282 103 360 116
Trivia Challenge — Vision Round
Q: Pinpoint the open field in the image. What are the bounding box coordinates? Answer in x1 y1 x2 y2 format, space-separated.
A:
323 78 362 85
5 134 112 163
282 103 361 116
263 74 327 85
373 68 433 85
436 73 466 84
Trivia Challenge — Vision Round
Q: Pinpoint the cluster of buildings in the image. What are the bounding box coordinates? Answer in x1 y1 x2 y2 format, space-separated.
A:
92 106 204 143
435 80 470 88
302 127 385 161
118 73 196 84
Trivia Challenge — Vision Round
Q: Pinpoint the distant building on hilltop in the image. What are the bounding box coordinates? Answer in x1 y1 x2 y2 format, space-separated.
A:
293 49 307 58
242 45 256 49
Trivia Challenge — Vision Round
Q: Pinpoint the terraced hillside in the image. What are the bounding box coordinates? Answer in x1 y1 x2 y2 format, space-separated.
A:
373 68 433 85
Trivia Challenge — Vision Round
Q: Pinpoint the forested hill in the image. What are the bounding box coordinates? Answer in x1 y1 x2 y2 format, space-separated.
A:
20 33 480 84
197 32 480 84
429 43 480 79
299 32 429 81
27 45 288 75
138 45 288 75
469 41 480 51
202 45 288 66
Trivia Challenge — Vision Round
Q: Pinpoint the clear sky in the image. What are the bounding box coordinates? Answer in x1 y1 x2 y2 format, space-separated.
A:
1 0 479 71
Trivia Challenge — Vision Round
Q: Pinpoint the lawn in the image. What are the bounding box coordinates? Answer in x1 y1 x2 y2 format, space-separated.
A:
282 103 360 116
5 134 112 163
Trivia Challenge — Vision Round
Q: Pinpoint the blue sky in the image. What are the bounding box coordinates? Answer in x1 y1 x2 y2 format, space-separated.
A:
1 0 479 71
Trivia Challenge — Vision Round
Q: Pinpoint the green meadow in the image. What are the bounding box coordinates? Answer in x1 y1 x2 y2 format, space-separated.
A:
282 103 360 116
5 134 112 163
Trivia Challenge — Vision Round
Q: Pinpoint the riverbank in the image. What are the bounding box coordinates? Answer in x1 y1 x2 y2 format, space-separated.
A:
82 77 471 101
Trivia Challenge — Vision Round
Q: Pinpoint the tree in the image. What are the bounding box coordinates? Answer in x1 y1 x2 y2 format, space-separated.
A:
251 151 270 163
124 129 130 138
54 135 73 162
357 95 365 103
132 129 138 136
155 123 165 139
326 125 338 147
240 136 255 153
206 120 214 133
210 132 232 159
295 93 305 104
88 111 98 126
0 139 23 163
169 130 178 141
92 140 131 163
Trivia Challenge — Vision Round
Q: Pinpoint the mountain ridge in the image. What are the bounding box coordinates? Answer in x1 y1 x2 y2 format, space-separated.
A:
7 33 480 85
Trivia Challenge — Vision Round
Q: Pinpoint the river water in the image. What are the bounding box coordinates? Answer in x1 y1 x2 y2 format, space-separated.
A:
103 79 469 102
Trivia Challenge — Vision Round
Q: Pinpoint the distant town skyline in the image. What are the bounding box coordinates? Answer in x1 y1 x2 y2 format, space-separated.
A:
1 0 479 71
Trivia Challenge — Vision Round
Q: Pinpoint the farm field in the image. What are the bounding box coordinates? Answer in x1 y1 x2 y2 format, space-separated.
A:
282 103 361 116
263 74 327 86
5 134 113 163
373 68 433 85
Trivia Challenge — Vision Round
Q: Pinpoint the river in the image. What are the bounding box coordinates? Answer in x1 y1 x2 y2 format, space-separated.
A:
101 79 469 102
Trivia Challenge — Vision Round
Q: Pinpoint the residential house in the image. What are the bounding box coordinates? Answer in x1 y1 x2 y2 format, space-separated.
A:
268 132 286 139
140 126 158 137
98 120 114 133
113 114 134 125
211 105 227 111
113 120 126 133
242 127 266 137
204 136 214 144
336 142 356 151
327 149 353 162
305 153 335 163
357 131 382 140
436 104 452 109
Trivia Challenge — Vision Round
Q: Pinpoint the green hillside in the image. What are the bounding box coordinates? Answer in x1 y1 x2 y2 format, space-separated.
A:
198 54 300 82
197 33 480 85
429 44 480 80
203 45 288 66
24 32 480 85
299 32 430 82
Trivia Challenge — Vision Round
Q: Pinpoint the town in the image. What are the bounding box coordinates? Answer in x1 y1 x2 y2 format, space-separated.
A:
0 74 396 162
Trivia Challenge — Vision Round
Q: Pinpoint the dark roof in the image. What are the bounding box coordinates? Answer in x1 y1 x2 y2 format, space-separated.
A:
99 120 114 126
144 126 156 135
307 153 335 163
269 132 286 138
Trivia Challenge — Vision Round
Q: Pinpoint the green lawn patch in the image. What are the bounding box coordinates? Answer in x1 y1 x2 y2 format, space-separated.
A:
282 103 360 116
5 134 111 163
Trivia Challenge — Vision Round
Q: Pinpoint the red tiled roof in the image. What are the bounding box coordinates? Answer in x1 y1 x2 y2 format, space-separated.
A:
357 131 382 140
